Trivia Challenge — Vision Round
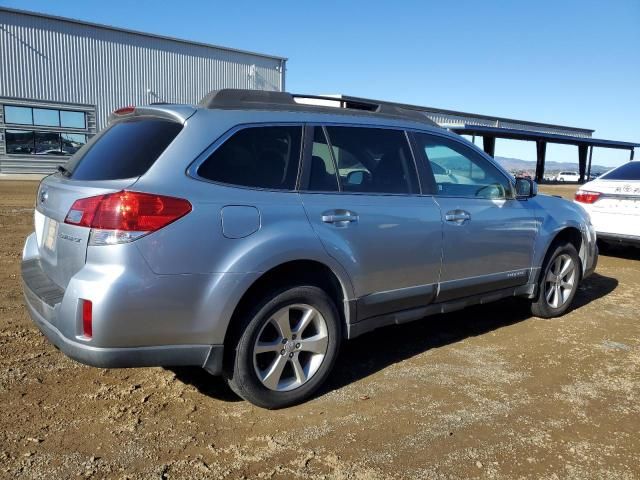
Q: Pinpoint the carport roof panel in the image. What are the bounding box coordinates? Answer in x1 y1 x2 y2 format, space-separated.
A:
449 125 640 150
334 94 595 137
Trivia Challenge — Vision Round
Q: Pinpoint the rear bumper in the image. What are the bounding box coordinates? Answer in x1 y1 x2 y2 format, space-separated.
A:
23 275 223 373
584 207 640 244
24 284 220 370
597 232 640 247
21 232 226 374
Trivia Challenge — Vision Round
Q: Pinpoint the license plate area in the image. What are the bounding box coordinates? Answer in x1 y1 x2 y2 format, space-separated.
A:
44 218 59 252
596 196 640 212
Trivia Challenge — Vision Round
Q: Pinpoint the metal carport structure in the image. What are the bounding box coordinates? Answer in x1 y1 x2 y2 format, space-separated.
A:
446 124 639 183
329 94 640 183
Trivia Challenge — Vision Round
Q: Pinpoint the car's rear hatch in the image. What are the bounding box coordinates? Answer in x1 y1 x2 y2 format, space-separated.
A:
33 105 194 289
34 176 138 288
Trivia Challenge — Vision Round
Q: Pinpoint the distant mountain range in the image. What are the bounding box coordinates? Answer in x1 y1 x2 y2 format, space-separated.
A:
494 156 610 174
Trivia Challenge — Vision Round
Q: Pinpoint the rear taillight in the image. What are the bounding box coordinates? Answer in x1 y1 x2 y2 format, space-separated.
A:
575 190 601 204
82 299 92 338
65 191 191 245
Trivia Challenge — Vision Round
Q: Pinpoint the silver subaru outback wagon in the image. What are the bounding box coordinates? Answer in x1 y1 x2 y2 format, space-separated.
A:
22 89 598 408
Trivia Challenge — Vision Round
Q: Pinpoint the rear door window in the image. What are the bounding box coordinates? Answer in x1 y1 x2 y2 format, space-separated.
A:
66 118 182 180
602 162 640 180
197 126 302 190
322 126 419 194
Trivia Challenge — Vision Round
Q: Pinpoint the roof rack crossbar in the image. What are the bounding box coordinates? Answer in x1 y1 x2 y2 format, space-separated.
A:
198 89 438 126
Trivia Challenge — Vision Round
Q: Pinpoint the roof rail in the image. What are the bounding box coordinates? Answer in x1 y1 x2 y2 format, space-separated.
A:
198 89 439 126
198 89 295 108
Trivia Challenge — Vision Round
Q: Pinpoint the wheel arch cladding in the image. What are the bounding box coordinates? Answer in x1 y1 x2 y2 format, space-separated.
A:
223 259 352 350
538 226 584 282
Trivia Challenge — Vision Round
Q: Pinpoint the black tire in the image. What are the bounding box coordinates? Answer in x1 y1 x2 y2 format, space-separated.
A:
531 242 581 318
224 285 341 409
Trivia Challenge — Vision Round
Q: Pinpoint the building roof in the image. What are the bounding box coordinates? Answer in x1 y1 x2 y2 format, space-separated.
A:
0 6 287 62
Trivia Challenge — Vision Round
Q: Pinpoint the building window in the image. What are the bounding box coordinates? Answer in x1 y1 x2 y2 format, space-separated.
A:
4 106 33 125
60 110 86 129
4 105 86 129
6 130 35 154
5 128 86 156
36 131 63 155
61 133 86 154
3 104 88 156
33 108 60 127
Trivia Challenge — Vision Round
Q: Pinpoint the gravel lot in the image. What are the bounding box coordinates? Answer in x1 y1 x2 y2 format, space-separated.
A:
1 181 638 479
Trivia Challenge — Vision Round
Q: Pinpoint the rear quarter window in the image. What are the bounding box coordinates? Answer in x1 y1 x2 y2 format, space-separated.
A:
66 118 182 181
196 126 302 190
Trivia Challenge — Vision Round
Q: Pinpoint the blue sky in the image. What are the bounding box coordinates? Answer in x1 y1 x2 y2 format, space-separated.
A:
2 0 638 167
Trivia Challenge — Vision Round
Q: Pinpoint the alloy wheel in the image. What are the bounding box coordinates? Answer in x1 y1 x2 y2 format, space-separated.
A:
544 253 577 309
252 304 329 392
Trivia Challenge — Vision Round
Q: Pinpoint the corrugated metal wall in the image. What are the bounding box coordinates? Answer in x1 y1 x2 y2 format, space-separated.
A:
0 8 285 173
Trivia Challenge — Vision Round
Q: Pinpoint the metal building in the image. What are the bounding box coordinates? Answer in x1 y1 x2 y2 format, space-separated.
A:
0 7 286 174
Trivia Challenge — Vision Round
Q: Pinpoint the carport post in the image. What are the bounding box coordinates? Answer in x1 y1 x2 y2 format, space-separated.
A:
535 141 546 182
586 146 594 180
578 144 588 183
483 136 496 157
631 149 635 161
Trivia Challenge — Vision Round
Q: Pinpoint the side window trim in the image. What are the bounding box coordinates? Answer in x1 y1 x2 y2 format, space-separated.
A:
407 131 436 196
298 124 314 191
413 131 515 199
321 125 342 192
187 122 304 192
299 125 342 193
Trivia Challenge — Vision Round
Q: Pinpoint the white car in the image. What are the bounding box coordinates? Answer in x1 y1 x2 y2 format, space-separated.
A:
575 160 640 246
556 171 580 182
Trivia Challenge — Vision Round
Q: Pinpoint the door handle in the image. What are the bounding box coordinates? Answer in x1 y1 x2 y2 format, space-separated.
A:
321 211 359 224
445 210 471 224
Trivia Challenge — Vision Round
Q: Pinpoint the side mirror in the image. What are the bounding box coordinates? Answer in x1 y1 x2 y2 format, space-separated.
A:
346 170 365 186
515 177 537 199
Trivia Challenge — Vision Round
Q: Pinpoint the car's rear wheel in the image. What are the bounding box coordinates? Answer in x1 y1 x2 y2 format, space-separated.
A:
531 242 581 318
224 286 341 409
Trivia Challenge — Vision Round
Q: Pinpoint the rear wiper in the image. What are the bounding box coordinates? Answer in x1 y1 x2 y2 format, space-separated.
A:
56 165 71 177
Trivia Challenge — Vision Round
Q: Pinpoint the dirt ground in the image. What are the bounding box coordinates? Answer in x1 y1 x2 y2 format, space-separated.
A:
0 181 638 479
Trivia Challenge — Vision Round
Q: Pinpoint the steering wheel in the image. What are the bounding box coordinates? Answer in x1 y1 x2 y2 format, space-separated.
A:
475 183 504 198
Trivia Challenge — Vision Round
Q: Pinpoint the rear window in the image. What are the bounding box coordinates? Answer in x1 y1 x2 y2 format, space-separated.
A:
66 118 182 180
601 162 640 181
197 126 302 190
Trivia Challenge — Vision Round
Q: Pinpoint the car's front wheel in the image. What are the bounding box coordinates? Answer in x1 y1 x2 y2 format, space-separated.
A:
531 242 581 318
225 285 341 409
